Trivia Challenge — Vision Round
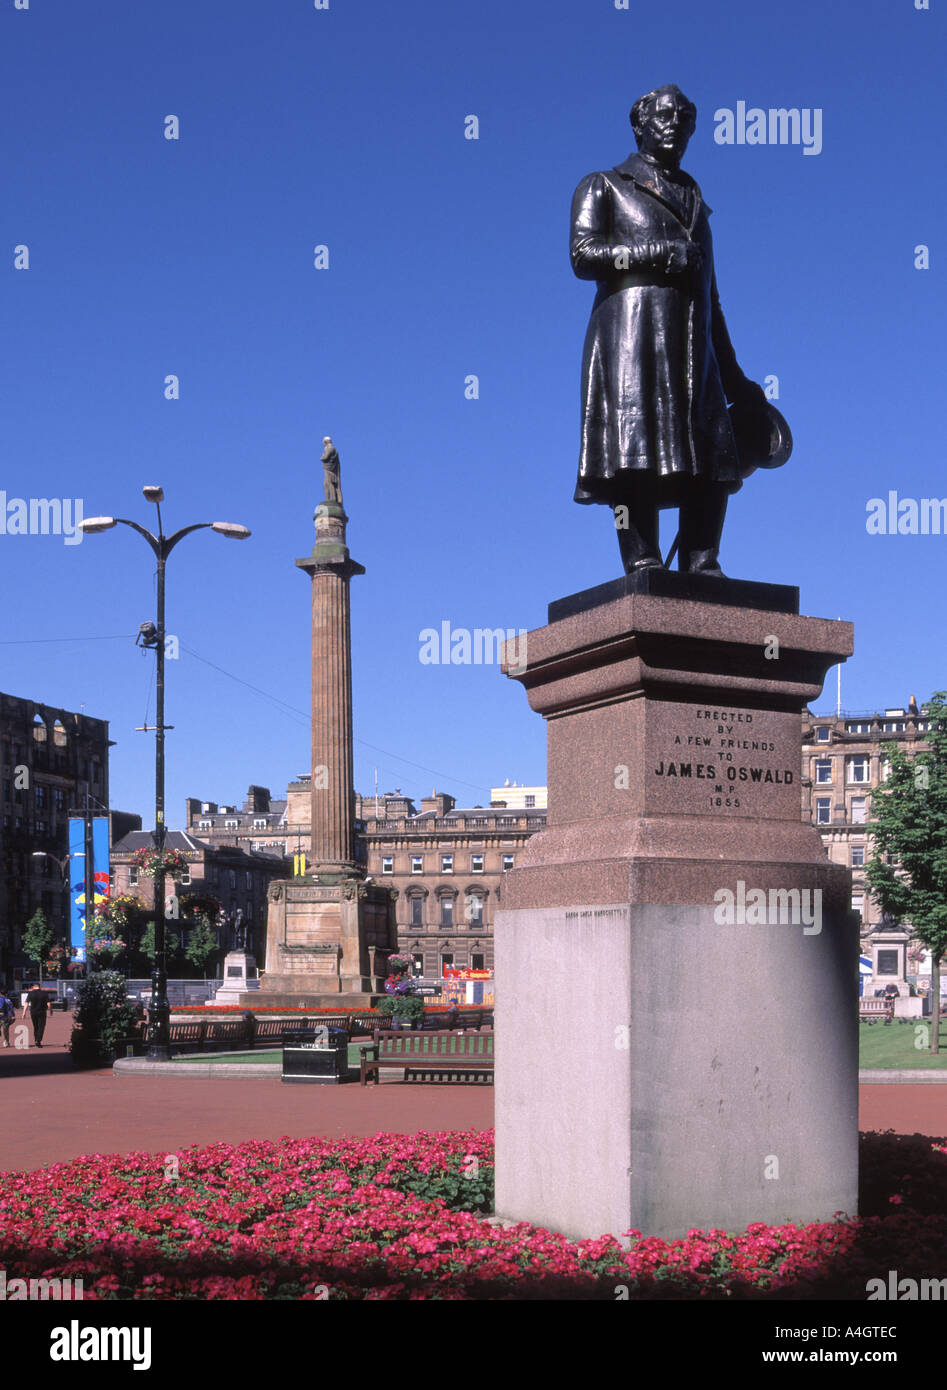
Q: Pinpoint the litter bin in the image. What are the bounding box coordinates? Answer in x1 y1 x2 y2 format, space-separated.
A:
281 1026 348 1084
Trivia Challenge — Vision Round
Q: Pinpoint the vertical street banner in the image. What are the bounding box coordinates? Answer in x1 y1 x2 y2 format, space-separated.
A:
67 817 110 962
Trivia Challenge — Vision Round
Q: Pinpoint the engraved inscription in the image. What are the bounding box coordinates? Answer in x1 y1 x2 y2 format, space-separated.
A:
648 705 797 817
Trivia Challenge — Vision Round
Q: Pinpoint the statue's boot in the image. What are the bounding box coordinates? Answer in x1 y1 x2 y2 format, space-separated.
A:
678 482 728 577
614 492 662 573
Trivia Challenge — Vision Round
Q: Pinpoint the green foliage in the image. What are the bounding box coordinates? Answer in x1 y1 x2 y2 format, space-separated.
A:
21 909 55 970
184 914 219 972
376 994 426 1023
351 1154 494 1213
865 692 947 959
70 970 139 1066
138 920 180 963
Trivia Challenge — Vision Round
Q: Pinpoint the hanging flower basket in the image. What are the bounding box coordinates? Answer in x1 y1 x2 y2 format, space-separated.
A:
95 894 144 931
132 847 190 877
43 944 78 978
88 937 126 967
178 892 223 924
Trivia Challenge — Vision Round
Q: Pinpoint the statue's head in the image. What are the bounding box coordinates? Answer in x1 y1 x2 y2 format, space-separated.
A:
630 85 696 169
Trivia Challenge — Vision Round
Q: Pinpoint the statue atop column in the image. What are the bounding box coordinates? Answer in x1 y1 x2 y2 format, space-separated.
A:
571 84 791 578
320 436 343 506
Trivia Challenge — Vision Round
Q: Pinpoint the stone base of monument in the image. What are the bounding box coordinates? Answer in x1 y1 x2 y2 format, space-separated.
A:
214 951 259 1004
494 573 859 1243
239 875 395 1010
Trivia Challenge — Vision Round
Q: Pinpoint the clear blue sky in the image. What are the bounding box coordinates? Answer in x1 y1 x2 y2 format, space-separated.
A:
1 0 943 827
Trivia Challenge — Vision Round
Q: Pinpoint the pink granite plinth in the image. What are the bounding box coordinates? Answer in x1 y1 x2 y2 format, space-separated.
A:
494 588 859 1241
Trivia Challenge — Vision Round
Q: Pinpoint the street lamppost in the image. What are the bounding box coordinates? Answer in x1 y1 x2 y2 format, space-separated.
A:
30 850 76 992
80 488 250 1059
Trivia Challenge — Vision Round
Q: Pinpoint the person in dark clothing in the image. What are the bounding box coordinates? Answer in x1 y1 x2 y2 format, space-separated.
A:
22 984 51 1046
0 987 15 1046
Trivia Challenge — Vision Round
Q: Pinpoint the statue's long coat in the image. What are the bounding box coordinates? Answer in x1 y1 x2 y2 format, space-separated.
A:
571 152 748 504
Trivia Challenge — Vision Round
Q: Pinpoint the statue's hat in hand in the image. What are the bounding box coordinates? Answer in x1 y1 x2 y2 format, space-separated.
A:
731 396 793 480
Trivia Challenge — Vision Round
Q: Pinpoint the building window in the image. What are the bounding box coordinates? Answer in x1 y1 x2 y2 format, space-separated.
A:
253 818 267 830
885 851 899 866
471 953 485 971
851 893 864 917
35 785 47 809
199 820 214 830
525 794 536 808
129 866 139 886
410 896 423 927
440 898 453 927
851 797 867 825
36 819 48 837
502 854 514 871
846 722 871 734
847 756 870 784
440 952 454 973
179 867 191 886
879 759 891 783
53 720 67 747
471 854 484 873
54 789 64 812
815 726 830 742
229 870 237 890
382 856 393 875
225 819 238 829
411 953 424 975
814 759 833 784
411 856 423 874
876 949 899 976
883 720 905 733
851 845 865 867
466 894 484 926
441 855 453 874
815 798 831 825
32 716 47 743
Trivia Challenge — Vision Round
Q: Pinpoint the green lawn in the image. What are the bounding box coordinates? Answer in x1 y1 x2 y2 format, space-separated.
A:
175 1044 368 1065
859 1019 947 1069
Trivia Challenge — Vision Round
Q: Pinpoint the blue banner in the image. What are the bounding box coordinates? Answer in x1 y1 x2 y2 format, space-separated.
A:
68 817 111 962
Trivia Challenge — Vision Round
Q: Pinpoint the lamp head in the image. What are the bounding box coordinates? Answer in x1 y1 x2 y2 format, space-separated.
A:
142 486 164 503
79 517 117 533
211 522 251 540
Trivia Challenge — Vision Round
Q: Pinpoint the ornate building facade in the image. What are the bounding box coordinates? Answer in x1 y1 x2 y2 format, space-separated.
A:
801 697 932 990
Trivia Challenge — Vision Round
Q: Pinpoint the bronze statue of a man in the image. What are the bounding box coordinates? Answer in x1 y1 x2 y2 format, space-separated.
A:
571 84 773 576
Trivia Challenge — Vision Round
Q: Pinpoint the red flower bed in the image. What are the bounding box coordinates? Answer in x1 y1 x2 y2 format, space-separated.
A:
0 1130 943 1300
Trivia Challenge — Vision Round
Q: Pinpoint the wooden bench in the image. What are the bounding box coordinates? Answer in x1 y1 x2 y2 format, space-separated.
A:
860 997 894 1022
168 1021 207 1052
204 1018 253 1050
360 1029 494 1086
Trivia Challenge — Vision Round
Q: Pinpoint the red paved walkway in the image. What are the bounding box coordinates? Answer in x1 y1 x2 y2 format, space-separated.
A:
0 1012 492 1173
1 1013 944 1173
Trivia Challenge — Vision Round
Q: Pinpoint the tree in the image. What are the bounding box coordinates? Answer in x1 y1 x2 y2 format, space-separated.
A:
21 909 55 982
138 920 180 964
865 692 947 1054
184 915 219 975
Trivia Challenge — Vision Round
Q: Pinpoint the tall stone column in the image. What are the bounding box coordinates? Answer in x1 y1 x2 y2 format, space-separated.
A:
296 499 364 874
246 448 398 1008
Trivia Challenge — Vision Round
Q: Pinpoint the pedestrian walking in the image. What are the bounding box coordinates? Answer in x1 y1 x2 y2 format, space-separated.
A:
0 986 15 1046
22 984 51 1047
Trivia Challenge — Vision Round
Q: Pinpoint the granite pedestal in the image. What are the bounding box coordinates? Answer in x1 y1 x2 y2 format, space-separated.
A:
494 574 858 1241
